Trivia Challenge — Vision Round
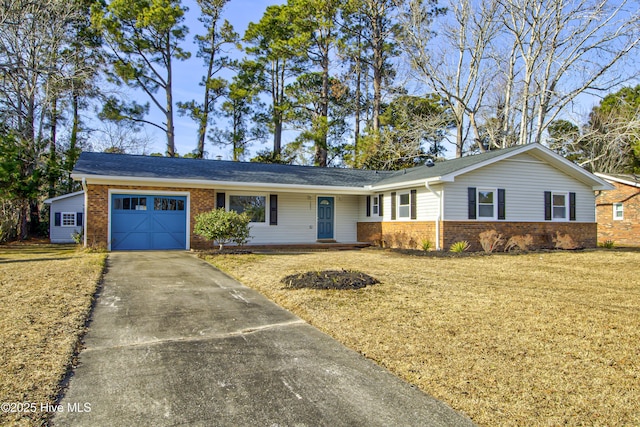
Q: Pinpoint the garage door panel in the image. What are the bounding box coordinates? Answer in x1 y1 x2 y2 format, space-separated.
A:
152 233 186 250
111 195 187 250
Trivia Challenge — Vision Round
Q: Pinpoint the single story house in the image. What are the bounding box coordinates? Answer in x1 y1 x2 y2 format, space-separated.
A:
70 143 612 251
594 172 640 246
43 191 85 243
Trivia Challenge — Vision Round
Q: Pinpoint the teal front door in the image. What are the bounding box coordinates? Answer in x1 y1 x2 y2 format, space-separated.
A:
317 197 334 240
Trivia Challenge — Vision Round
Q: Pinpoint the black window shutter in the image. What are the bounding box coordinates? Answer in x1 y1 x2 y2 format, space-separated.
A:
410 189 417 220
468 187 476 220
366 195 371 217
269 194 278 225
378 194 383 216
544 191 552 221
76 212 83 227
391 192 397 220
569 192 576 221
497 189 506 220
216 192 226 209
54 212 61 227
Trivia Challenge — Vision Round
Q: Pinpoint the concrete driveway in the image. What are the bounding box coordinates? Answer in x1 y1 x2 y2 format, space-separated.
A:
54 251 474 426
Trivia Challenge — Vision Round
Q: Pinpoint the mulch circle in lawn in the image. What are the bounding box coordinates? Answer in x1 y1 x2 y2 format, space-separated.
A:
281 270 379 290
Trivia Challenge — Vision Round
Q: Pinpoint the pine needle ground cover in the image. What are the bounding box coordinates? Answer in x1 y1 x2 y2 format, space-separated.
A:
0 245 106 426
205 249 640 426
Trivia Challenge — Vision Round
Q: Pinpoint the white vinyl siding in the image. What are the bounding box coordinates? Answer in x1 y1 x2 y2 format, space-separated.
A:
444 153 596 222
246 193 358 244
49 193 84 243
360 187 441 222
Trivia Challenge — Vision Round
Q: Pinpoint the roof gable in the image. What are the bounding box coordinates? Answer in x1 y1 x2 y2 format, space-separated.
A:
43 191 85 204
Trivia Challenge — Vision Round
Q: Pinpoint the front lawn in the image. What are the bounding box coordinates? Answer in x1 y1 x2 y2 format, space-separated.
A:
0 244 106 426
204 249 640 427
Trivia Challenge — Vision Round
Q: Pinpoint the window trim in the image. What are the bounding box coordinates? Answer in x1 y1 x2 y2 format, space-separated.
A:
550 191 569 222
228 193 268 225
477 188 497 221
61 212 77 227
613 202 624 220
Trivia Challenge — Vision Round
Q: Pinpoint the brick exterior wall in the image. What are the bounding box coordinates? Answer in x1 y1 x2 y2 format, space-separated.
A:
596 180 640 246
441 221 597 251
358 221 597 251
85 184 217 250
358 221 441 250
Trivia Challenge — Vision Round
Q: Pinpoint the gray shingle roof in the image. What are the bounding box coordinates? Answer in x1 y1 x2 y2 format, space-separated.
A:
72 145 532 189
72 152 395 187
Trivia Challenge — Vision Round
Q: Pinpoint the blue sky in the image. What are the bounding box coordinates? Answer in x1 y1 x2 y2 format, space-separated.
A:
145 0 284 158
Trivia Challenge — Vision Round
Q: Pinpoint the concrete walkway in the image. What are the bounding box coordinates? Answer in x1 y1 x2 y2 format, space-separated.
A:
54 251 474 426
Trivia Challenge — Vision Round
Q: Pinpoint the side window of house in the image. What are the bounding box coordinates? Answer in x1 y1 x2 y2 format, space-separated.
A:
613 203 623 220
62 212 76 227
372 196 379 215
392 190 417 220
398 193 410 218
544 191 576 221
468 187 505 220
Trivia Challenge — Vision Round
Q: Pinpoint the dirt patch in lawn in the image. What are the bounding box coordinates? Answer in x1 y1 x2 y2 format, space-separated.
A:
282 270 379 290
0 244 106 426
204 248 640 427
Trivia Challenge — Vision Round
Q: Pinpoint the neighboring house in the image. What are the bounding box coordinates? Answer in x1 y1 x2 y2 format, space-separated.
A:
43 191 85 243
594 173 640 246
71 143 612 251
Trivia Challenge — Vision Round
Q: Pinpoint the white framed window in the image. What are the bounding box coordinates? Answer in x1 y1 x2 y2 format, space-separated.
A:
477 189 496 220
398 192 410 218
61 212 76 227
229 195 266 223
613 203 624 220
372 196 379 215
552 192 568 220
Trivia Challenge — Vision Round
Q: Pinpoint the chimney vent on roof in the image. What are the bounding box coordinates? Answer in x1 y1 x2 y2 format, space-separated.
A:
425 158 435 167
216 155 222 161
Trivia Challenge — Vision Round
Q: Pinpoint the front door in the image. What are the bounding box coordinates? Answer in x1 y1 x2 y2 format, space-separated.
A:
317 197 334 240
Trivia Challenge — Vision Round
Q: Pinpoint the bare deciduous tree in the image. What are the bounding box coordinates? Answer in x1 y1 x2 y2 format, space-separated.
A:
398 0 499 157
497 0 640 146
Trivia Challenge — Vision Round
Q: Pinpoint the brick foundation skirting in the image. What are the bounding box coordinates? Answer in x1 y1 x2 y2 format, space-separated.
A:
357 221 597 251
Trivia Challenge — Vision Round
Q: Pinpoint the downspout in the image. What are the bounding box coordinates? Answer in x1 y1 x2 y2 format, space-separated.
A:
425 181 442 251
81 178 88 248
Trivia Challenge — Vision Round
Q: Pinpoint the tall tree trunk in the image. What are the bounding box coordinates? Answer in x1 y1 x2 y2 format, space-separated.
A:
48 97 58 198
354 52 362 167
67 91 80 193
273 59 284 155
316 50 330 167
371 12 383 134
165 35 175 157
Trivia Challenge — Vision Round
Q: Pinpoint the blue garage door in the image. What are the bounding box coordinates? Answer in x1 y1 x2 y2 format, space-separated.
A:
111 195 187 250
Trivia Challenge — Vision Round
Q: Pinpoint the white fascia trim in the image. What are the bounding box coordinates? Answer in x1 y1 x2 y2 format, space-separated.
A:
370 178 441 191
595 173 640 189
43 190 85 204
73 174 372 195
